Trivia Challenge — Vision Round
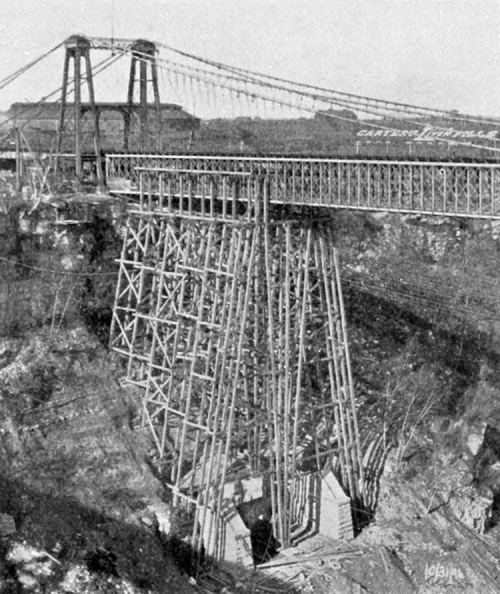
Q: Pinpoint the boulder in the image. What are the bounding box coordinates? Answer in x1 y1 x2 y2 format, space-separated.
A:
6 542 57 591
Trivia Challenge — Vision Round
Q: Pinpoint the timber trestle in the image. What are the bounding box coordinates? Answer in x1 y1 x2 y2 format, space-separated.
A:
110 166 364 567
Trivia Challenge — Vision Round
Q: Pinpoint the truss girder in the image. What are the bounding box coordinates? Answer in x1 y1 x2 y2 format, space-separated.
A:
107 153 500 218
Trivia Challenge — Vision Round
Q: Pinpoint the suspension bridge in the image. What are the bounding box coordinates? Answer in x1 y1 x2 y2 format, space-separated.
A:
2 34 500 571
1 35 499 218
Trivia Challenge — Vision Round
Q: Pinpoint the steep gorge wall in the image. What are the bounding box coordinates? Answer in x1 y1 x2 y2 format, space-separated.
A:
0 195 121 340
331 211 500 541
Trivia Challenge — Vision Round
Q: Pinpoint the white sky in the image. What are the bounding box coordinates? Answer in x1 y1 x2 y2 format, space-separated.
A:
0 0 499 116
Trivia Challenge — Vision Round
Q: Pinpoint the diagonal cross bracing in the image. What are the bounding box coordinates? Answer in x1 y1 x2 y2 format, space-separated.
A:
110 168 364 564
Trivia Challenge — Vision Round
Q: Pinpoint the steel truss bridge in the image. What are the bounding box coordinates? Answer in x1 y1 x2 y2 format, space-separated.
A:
107 153 500 219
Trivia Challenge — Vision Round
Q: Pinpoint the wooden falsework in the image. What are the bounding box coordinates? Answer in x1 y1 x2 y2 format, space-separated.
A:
110 168 364 562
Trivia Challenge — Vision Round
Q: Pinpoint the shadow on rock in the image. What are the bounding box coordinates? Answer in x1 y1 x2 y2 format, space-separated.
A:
0 475 194 593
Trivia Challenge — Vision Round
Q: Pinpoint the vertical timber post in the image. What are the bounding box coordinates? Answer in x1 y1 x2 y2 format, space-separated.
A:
127 40 161 152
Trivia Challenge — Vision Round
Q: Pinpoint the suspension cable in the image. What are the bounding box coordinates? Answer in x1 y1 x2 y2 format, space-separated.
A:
129 48 399 132
4 36 498 156
0 40 66 91
0 49 127 144
129 48 500 154
156 41 500 128
142 51 499 150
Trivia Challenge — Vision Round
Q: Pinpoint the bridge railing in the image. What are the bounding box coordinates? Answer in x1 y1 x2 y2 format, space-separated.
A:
106 154 500 218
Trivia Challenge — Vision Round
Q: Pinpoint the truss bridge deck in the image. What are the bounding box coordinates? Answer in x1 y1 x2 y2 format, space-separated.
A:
106 153 500 219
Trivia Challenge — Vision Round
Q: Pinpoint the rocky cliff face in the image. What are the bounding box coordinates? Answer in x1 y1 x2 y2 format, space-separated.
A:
2 185 500 591
0 193 121 341
0 327 197 593
327 212 500 591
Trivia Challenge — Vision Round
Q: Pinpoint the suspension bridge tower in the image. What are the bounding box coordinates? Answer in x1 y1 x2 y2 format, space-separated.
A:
56 34 103 186
125 39 161 151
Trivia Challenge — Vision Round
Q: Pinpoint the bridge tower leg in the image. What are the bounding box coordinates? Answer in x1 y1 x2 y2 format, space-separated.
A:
125 39 161 152
56 35 103 188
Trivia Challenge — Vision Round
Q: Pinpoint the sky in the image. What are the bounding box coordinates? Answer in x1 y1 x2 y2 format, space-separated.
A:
0 0 499 116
